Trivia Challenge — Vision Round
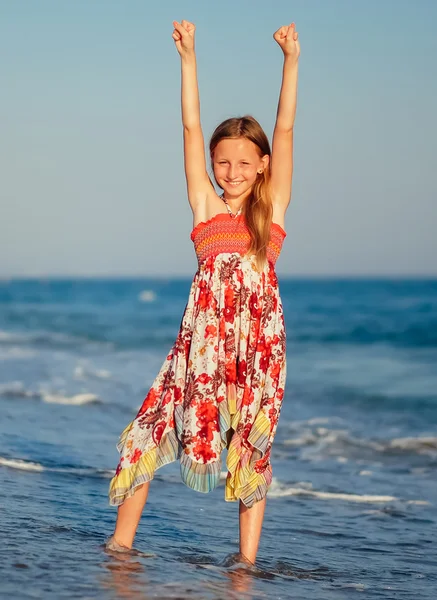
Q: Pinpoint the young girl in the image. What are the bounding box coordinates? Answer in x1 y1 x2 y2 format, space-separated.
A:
106 19 299 565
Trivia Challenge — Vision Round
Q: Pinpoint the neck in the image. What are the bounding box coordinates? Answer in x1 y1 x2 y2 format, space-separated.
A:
221 188 252 211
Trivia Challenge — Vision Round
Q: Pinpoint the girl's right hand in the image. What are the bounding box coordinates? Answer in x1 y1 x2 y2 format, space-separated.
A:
172 20 196 56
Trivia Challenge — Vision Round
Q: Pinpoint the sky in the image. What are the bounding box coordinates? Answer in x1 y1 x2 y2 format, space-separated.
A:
1 0 436 277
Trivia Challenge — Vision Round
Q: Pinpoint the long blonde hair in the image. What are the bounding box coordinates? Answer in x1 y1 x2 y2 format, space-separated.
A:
209 116 272 268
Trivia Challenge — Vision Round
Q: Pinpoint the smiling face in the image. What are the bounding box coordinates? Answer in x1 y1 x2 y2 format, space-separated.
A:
212 137 269 199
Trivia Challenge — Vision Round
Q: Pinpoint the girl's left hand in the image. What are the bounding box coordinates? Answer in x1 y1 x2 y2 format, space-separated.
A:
273 23 300 61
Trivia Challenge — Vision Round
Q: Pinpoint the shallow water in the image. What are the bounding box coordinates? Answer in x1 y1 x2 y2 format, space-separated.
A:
1 278 436 599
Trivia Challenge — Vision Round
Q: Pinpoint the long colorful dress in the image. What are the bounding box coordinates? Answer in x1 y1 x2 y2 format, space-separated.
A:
109 211 287 508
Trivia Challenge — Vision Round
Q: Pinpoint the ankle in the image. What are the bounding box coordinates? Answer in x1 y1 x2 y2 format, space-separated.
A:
106 534 132 552
114 535 132 549
238 551 255 566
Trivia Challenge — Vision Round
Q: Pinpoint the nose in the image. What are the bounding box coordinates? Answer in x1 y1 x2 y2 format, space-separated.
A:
227 164 239 180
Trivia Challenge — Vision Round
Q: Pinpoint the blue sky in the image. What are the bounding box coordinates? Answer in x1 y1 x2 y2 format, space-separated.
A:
1 0 436 277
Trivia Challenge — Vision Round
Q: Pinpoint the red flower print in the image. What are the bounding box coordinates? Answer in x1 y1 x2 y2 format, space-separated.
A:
137 388 160 416
268 269 277 288
205 256 215 274
226 360 237 384
193 439 217 463
196 400 218 423
162 390 172 406
198 420 219 442
237 360 247 385
115 462 122 476
258 336 273 373
224 288 236 323
268 406 277 423
129 448 142 464
243 422 253 442
205 324 217 339
197 373 212 385
254 452 271 473
198 280 209 309
270 361 281 382
249 292 261 318
241 385 254 407
152 420 166 445
219 318 226 341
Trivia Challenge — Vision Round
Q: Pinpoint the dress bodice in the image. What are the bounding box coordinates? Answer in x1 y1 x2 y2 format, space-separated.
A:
191 213 286 266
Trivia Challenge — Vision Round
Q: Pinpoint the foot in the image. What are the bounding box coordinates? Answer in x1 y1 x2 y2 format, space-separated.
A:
105 535 131 553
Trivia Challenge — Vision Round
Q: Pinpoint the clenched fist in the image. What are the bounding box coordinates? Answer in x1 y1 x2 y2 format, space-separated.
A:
273 23 300 62
172 20 196 57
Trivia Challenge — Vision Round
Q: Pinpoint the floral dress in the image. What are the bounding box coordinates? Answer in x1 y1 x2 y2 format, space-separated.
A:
109 212 287 508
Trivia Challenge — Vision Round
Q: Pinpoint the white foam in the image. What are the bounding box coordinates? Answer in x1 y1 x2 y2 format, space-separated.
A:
283 426 436 460
306 417 339 425
0 457 45 471
359 470 373 476
269 478 398 503
0 456 114 478
389 437 437 453
138 290 157 303
74 366 111 380
283 432 318 446
42 392 100 406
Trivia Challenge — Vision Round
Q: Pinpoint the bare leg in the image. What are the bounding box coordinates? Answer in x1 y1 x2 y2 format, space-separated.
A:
111 482 150 549
239 497 266 564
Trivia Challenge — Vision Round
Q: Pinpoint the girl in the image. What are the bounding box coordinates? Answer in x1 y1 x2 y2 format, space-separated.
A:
106 19 299 565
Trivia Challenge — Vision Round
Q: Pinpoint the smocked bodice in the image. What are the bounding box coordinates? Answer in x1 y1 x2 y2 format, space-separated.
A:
190 213 286 266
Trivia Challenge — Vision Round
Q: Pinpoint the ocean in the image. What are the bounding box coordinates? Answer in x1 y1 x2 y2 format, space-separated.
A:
0 277 436 599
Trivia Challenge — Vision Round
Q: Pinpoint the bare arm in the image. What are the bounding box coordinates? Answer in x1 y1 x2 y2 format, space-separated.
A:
172 21 214 212
271 23 300 211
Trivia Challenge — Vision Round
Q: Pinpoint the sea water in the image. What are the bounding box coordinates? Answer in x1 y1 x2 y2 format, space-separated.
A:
0 277 436 599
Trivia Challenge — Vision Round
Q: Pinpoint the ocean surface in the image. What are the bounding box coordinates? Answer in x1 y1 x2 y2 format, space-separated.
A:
1 277 436 599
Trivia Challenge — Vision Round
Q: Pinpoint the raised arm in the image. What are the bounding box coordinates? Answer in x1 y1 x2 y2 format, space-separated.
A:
172 20 214 212
271 23 300 212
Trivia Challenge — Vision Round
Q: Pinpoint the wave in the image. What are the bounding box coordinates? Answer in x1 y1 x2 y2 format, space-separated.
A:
389 437 437 452
282 420 437 460
0 456 114 478
42 393 100 406
74 365 112 380
138 290 157 303
0 382 101 406
0 457 430 507
268 478 428 505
